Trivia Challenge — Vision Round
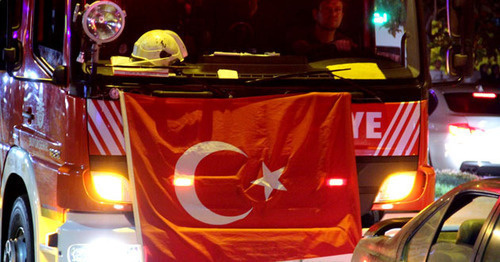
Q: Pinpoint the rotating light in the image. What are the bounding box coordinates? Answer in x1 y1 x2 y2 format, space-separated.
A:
82 1 126 44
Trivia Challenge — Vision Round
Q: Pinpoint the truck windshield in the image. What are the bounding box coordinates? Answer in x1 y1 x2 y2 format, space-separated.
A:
88 0 421 80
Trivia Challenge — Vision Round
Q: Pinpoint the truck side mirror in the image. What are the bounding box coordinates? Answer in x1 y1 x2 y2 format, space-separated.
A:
3 47 17 64
446 0 475 77
3 40 23 71
363 217 412 237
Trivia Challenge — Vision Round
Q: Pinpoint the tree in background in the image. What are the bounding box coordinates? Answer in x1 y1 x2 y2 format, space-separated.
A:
425 0 499 75
376 0 500 77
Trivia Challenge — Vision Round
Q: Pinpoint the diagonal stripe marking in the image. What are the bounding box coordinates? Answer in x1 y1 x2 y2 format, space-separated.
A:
87 101 108 155
394 102 420 155
88 101 122 155
96 100 125 154
374 102 405 155
109 100 123 125
382 103 414 156
88 123 107 155
405 123 420 155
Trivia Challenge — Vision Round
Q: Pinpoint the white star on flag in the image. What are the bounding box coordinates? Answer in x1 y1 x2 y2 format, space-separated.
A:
251 163 287 200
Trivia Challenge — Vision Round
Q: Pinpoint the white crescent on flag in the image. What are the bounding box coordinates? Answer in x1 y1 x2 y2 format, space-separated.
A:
174 141 253 225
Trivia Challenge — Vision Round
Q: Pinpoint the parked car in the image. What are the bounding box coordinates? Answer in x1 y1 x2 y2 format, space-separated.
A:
428 84 500 175
352 178 500 262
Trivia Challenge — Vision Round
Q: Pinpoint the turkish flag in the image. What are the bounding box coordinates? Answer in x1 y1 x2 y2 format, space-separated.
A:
122 92 361 261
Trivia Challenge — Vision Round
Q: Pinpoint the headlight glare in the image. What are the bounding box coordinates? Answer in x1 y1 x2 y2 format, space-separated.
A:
69 240 141 262
375 171 416 203
91 171 132 203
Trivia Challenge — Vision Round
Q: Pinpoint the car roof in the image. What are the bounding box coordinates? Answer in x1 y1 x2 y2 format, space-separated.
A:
447 178 500 196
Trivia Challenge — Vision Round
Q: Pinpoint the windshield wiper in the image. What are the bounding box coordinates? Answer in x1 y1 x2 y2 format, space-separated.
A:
245 68 383 103
85 62 199 76
104 64 199 70
245 68 351 84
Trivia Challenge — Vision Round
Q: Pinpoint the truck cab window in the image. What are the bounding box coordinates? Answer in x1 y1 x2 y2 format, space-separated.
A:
34 0 65 69
0 1 6 70
0 0 22 70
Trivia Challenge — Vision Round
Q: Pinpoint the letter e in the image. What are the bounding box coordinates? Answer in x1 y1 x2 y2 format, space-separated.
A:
366 112 381 139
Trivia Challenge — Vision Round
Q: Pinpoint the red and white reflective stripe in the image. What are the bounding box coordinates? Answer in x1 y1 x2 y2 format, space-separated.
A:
87 100 125 155
374 102 420 156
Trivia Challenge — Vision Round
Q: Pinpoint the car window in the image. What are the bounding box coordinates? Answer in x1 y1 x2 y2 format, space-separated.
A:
404 202 448 261
404 194 498 262
427 195 497 262
444 93 500 114
481 211 500 261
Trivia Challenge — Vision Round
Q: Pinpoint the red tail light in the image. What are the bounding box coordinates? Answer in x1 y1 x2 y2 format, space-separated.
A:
173 177 194 187
448 123 484 136
473 92 497 99
326 178 346 187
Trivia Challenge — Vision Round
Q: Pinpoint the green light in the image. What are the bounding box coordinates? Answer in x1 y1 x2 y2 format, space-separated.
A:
373 12 388 25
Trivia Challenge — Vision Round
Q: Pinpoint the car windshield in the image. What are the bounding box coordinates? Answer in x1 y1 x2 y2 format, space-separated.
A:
87 0 421 79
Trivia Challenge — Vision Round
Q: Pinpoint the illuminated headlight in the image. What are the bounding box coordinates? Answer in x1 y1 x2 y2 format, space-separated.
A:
374 171 416 203
82 1 126 44
69 240 141 262
91 171 132 203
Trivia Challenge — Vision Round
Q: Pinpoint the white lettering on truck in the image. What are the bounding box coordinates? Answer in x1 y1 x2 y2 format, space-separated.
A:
352 112 382 139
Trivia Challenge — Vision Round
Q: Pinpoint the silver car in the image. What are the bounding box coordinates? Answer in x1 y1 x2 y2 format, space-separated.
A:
428 84 500 175
352 179 500 262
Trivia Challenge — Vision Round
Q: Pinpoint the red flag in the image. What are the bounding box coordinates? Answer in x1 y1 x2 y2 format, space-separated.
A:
122 92 361 261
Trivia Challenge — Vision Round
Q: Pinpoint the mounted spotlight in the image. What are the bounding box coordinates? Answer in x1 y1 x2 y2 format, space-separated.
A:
82 1 126 45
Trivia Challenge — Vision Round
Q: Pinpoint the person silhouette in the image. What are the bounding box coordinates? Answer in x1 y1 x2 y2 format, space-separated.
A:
289 0 357 60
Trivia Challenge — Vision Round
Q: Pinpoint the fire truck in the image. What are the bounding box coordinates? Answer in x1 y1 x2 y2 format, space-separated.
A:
0 0 474 261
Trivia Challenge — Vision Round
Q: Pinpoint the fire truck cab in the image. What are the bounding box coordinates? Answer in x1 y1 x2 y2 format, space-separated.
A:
0 0 475 261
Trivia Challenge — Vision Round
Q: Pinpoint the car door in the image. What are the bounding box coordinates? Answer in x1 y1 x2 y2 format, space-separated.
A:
474 202 500 261
401 192 499 262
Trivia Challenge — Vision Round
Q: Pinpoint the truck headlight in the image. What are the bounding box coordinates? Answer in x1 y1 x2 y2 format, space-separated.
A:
69 239 141 262
90 171 132 203
374 171 416 203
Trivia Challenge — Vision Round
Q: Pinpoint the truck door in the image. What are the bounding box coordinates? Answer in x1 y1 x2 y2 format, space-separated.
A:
0 0 24 167
16 0 67 216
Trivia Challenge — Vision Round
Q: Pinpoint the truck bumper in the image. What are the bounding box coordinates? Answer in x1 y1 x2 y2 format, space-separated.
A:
50 212 142 262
